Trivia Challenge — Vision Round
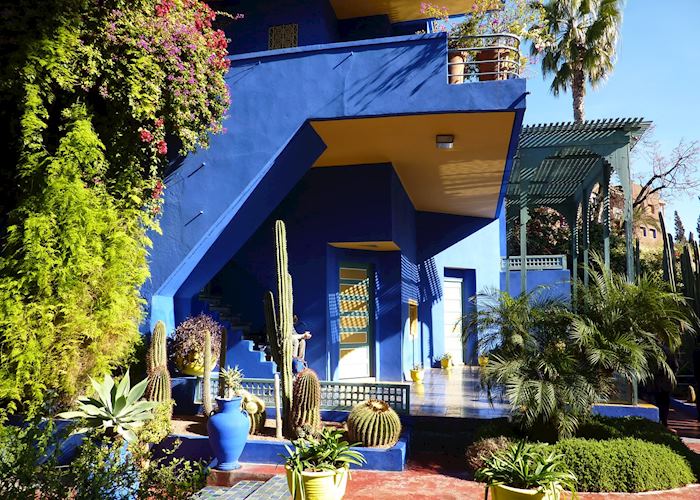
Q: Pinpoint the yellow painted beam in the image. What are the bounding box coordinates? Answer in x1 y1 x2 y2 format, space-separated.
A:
329 0 468 23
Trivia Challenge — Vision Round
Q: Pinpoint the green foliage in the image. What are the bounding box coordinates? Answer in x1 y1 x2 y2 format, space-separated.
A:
264 220 295 437
136 399 174 445
577 416 700 480
284 428 366 499
347 399 402 448
537 0 623 121
171 313 224 369
508 207 570 257
475 441 577 496
0 418 206 499
546 437 694 493
0 0 229 417
240 389 266 435
58 371 158 442
291 368 322 439
466 436 512 473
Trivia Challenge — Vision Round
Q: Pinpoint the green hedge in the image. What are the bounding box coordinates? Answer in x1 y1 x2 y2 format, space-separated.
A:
577 417 700 480
545 438 694 493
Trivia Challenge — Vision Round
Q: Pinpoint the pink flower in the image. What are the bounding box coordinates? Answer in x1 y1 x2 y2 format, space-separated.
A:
155 117 164 128
140 129 153 142
156 140 168 155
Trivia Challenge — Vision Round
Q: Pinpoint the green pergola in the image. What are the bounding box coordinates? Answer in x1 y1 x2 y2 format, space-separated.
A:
506 118 652 297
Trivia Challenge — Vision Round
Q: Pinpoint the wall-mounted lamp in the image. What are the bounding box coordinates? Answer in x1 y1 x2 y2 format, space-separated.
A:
436 134 454 149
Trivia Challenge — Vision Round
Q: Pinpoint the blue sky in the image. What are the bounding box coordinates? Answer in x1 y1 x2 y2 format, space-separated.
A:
522 0 700 235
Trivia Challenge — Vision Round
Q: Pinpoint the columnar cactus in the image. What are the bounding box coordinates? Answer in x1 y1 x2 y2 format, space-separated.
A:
264 220 295 437
217 328 228 398
680 234 700 320
291 368 321 437
202 329 214 417
347 399 402 448
146 320 171 404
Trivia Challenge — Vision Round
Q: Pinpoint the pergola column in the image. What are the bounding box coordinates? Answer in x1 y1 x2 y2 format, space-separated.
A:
519 182 530 295
569 205 580 305
610 144 635 283
582 193 590 286
602 164 612 271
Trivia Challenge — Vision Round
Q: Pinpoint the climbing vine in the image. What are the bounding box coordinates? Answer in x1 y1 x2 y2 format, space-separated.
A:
0 0 231 415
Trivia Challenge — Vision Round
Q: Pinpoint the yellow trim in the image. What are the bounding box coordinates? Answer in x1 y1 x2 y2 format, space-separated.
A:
329 0 469 23
311 112 515 219
331 241 401 252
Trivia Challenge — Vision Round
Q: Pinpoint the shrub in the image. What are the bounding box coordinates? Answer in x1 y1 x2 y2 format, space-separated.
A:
547 438 694 492
465 436 512 472
577 416 700 480
171 314 223 368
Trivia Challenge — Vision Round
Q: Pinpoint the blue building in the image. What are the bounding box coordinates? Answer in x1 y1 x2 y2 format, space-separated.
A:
146 0 526 382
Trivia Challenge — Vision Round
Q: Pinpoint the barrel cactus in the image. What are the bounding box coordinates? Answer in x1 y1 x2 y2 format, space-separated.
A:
241 389 266 435
347 399 402 448
146 320 171 404
291 368 321 437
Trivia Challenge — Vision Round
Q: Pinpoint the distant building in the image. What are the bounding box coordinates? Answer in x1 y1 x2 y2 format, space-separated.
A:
609 183 666 249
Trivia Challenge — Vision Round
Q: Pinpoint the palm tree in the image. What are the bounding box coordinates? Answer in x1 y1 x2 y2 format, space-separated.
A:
536 0 624 123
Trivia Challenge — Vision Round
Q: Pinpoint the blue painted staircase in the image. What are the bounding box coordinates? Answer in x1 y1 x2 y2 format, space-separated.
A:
197 293 276 379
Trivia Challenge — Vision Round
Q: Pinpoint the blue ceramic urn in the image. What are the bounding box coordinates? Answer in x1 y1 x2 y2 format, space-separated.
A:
207 397 249 470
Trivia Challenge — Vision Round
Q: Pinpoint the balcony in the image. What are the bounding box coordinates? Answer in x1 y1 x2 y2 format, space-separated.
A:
448 34 522 84
501 254 567 271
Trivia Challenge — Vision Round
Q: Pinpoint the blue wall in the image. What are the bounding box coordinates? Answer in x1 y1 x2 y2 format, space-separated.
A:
146 32 526 335
500 269 572 302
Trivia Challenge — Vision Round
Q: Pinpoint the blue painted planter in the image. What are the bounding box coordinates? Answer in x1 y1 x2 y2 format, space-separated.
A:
207 397 249 471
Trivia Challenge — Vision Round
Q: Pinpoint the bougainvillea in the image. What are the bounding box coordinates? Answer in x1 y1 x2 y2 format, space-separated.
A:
0 0 231 416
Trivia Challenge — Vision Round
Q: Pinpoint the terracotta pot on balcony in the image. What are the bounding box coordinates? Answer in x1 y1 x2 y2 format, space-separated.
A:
448 52 466 84
476 47 509 81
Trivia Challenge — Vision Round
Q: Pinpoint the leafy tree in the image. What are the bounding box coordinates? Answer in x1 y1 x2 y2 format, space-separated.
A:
536 0 624 122
674 210 687 244
508 207 570 257
0 0 230 416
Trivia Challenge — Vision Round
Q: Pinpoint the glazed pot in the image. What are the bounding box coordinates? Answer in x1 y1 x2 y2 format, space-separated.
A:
175 353 205 376
489 484 561 500
207 397 249 470
410 369 424 383
478 355 489 368
285 465 349 500
475 47 509 81
440 358 452 369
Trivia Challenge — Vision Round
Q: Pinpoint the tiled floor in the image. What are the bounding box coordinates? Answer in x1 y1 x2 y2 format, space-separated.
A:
195 476 289 499
409 366 510 418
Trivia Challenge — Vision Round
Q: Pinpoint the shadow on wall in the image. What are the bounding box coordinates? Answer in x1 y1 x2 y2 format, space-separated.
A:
418 257 442 362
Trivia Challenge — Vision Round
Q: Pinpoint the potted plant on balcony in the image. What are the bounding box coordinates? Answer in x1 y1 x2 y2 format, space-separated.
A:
208 366 250 471
170 313 223 376
284 428 366 500
410 363 425 382
440 353 453 369
475 442 577 499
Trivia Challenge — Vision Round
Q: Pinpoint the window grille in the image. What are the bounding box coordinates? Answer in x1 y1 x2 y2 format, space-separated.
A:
268 24 298 50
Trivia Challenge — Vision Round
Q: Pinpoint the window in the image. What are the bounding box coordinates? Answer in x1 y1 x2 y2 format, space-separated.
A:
408 300 418 339
268 23 298 50
651 228 657 239
641 226 647 237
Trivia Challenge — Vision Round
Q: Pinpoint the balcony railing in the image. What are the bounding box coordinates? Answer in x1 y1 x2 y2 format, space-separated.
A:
502 255 567 271
448 34 521 84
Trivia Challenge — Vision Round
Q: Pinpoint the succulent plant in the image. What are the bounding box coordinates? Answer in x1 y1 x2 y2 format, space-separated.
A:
347 399 402 448
58 371 158 442
264 220 295 437
240 389 266 435
146 321 171 404
291 368 321 438
202 329 214 417
170 313 223 370
219 365 244 399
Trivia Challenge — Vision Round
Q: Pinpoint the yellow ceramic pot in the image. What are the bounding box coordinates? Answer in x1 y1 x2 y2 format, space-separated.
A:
410 369 424 383
478 355 489 368
285 465 349 500
175 354 205 376
489 484 560 500
440 358 451 369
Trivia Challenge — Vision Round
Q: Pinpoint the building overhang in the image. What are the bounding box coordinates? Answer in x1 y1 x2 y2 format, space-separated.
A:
329 0 468 23
310 112 516 219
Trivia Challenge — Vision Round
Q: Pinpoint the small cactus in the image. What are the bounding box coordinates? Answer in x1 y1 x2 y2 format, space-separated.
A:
241 389 266 435
347 399 402 448
146 321 171 405
291 368 321 438
202 329 214 417
219 366 244 400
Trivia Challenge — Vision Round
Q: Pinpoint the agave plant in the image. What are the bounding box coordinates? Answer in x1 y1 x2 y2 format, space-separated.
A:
58 371 158 442
475 441 577 496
